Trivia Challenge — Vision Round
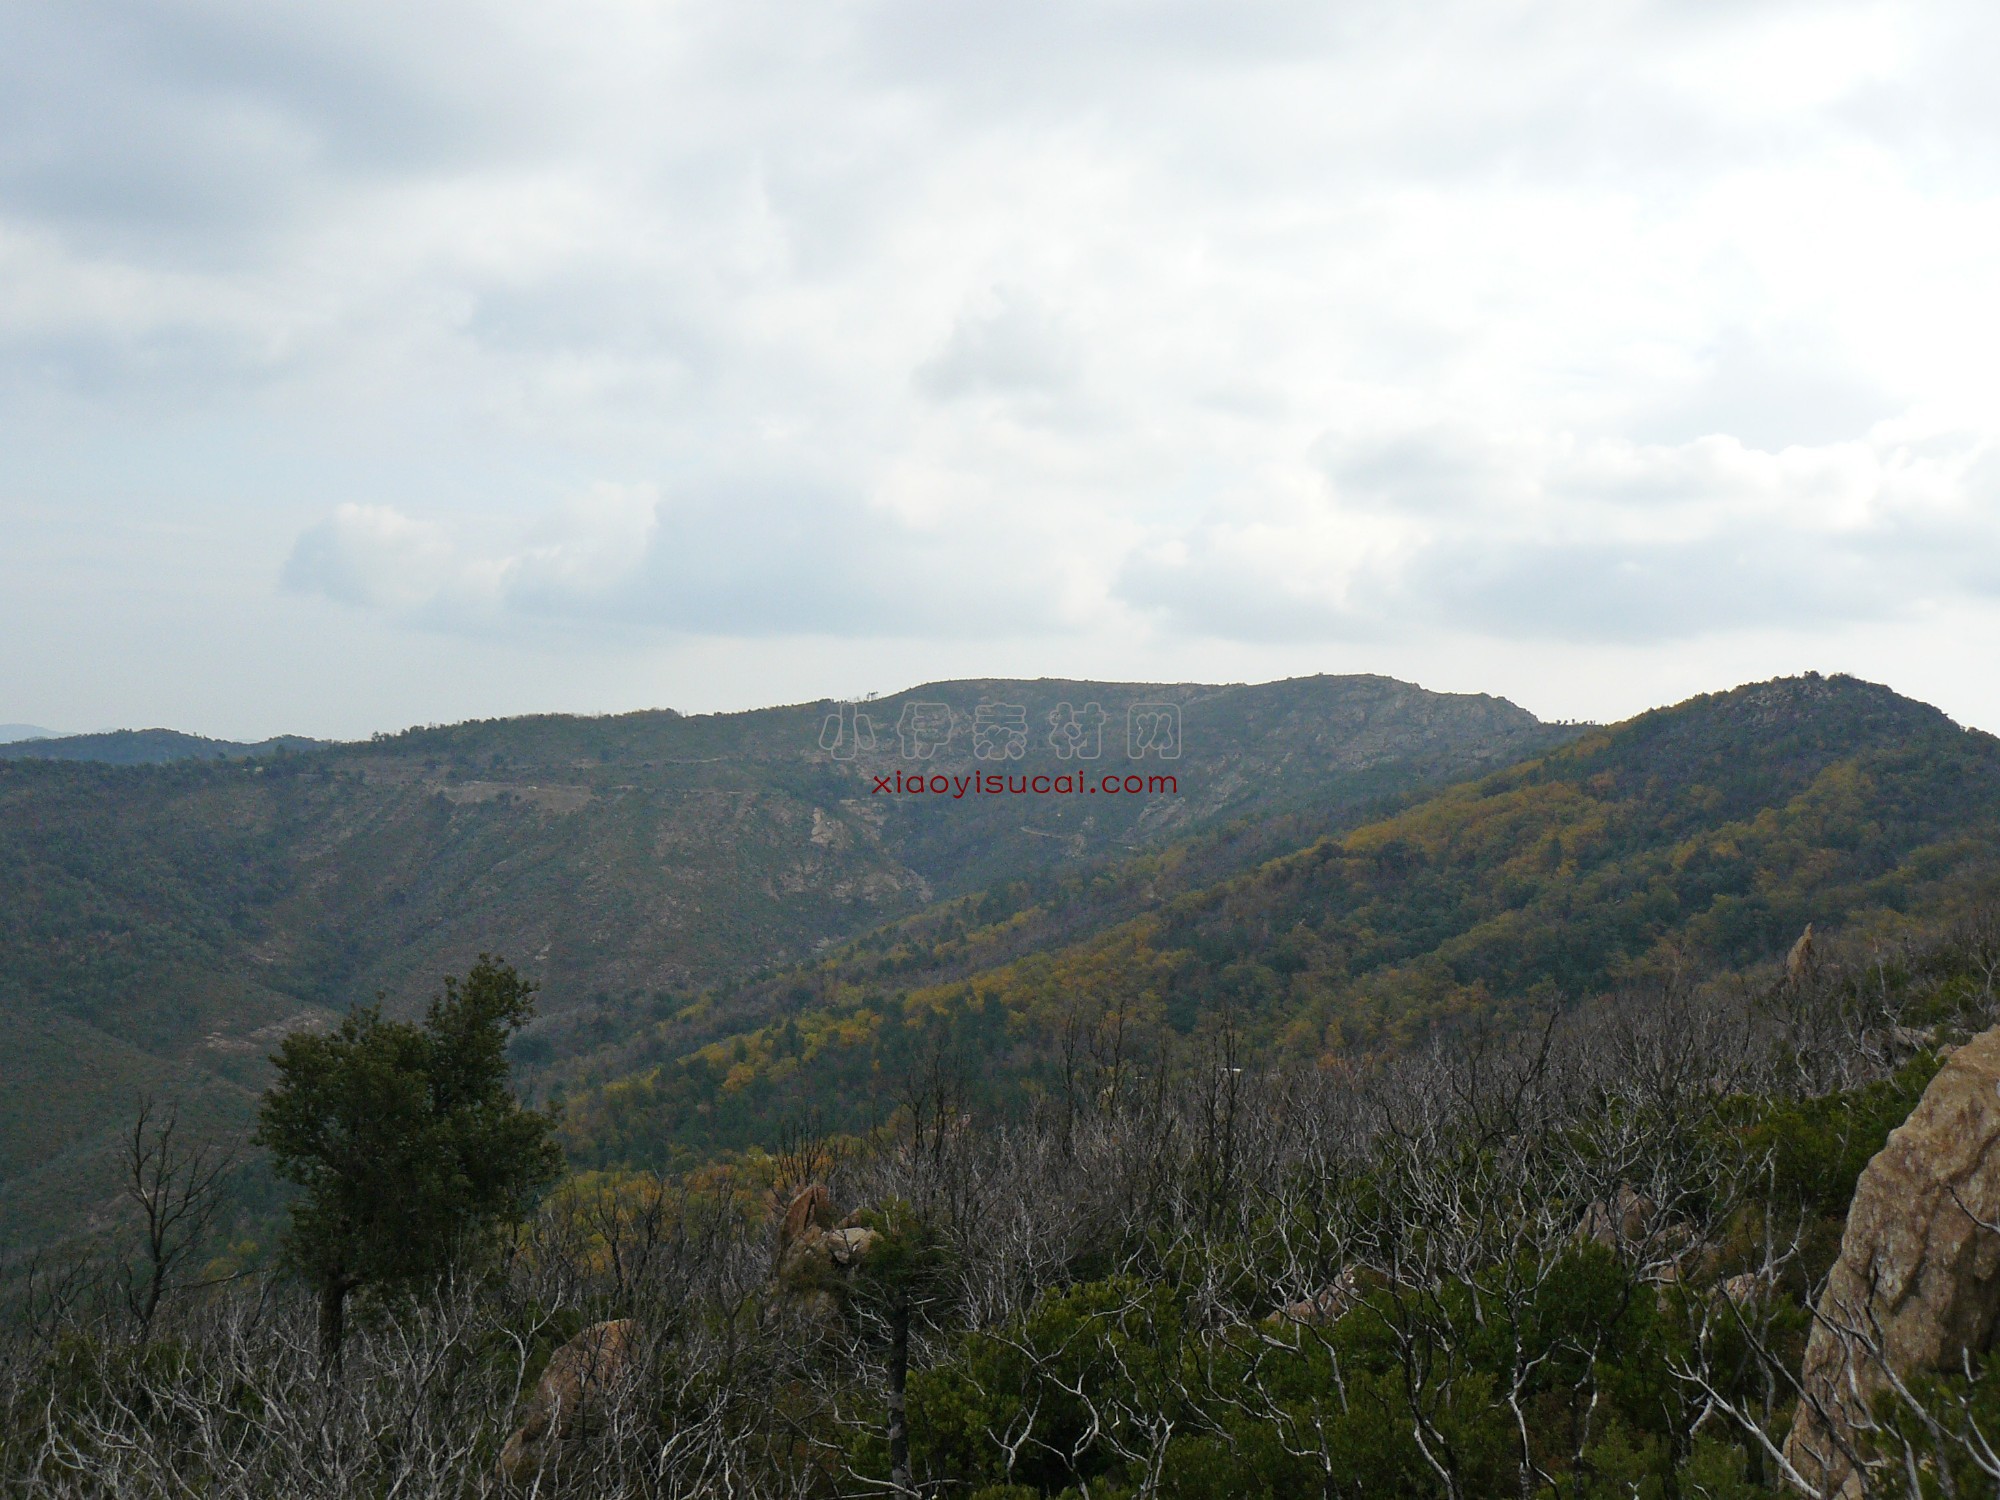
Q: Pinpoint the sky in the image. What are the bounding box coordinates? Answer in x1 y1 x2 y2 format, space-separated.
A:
5 0 2000 741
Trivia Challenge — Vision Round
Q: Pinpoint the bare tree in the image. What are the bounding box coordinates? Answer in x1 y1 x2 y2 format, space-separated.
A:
121 1095 236 1339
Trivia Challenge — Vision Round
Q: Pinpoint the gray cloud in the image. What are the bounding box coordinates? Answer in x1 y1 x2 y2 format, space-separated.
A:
283 504 454 610
1638 325 1897 450
0 2 532 260
1117 550 1380 643
1122 430 2000 644
1314 422 1518 516
12 0 2000 735
914 288 1079 400
284 482 1069 640
1418 532 1892 642
1119 520 1939 646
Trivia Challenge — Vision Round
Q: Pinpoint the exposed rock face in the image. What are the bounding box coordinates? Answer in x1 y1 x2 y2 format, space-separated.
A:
774 1184 879 1280
779 1184 837 1259
1787 923 1818 987
765 1187 882 1331
779 1217 880 1278
497 1319 637 1485
1785 1030 2000 1496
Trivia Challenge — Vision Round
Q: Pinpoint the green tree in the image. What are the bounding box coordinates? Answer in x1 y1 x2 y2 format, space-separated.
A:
254 956 564 1362
848 1201 955 1495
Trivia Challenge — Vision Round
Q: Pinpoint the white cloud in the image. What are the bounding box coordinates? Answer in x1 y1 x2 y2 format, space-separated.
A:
1122 427 2000 643
282 504 457 612
283 480 1078 640
914 286 1079 400
506 483 660 607
11 0 2000 734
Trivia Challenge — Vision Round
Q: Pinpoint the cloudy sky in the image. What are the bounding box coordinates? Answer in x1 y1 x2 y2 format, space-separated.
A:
6 0 2000 740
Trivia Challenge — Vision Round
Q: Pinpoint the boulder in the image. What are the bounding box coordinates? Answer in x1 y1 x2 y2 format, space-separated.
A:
772 1184 884 1282
1265 1269 1360 1327
1578 1184 1656 1249
780 1183 837 1252
497 1319 637 1485
765 1209 880 1334
778 1221 880 1279
1784 1028 2000 1496
824 1225 879 1266
774 1184 842 1279
1719 1271 1763 1307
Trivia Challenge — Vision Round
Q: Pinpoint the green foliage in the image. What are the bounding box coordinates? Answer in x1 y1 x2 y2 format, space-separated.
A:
848 1200 953 1310
1700 1052 1949 1297
910 1277 1192 1495
903 1245 1717 1499
1730 1052 1944 1220
19 916 1985 1496
1678 1435 1765 1499
20 673 2000 1497
254 957 562 1323
1874 1353 2000 1496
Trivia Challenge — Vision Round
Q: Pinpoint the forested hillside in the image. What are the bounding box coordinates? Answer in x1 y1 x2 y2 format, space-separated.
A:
12 672 2000 1498
0 730 323 765
0 674 1563 1249
563 674 2000 1164
12 914 2000 1498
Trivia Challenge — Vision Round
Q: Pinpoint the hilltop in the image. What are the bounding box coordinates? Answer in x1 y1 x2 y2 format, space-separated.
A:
561 673 2000 1163
0 729 324 765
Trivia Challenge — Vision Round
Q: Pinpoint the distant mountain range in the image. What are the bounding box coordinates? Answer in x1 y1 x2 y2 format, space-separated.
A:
0 728 323 764
8 670 1999 1256
0 674 1570 1248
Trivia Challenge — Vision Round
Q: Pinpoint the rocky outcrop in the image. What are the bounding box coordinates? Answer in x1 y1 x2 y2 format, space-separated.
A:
781 1183 837 1252
1787 923 1818 987
822 1225 881 1264
1720 1271 1765 1307
1266 1269 1361 1327
1578 1185 1656 1249
1785 1029 2000 1496
775 1184 879 1280
497 1319 637 1485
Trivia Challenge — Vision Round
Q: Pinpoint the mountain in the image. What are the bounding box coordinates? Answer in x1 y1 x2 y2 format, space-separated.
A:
0 725 59 744
560 673 2000 1165
0 673 1569 1248
0 729 323 765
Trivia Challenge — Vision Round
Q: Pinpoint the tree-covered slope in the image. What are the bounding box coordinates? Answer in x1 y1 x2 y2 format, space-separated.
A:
563 674 2000 1164
0 673 1564 1248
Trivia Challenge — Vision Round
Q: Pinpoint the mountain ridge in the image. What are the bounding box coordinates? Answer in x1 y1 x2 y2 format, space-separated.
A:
0 671 1570 1248
557 672 2000 1165
0 728 324 765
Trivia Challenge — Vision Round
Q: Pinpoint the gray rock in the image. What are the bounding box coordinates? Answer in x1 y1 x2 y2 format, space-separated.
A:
497 1319 637 1485
1785 1029 2000 1496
